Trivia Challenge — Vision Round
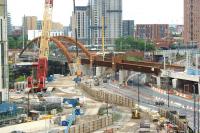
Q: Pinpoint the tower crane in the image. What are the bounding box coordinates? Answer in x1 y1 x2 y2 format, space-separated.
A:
27 0 53 92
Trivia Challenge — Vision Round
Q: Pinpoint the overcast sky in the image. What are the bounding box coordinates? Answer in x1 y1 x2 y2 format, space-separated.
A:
7 0 183 26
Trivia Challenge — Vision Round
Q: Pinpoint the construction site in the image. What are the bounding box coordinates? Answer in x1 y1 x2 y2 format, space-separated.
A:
0 0 199 133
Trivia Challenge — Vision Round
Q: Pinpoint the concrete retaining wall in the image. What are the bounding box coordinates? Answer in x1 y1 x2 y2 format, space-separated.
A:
60 116 113 133
159 108 188 132
78 84 135 108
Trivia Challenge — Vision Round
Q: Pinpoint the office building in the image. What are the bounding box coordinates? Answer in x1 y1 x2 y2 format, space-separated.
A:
123 20 134 37
136 24 169 41
71 6 89 44
0 0 9 102
37 20 42 30
64 26 72 36
22 16 37 34
7 12 12 35
87 0 122 48
184 0 200 45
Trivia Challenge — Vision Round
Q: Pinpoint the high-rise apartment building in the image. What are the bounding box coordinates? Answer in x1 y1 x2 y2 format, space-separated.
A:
64 26 71 36
0 0 9 102
89 0 122 48
37 20 42 30
184 0 200 45
7 12 12 35
123 20 134 37
136 24 169 41
23 16 37 34
71 0 122 48
71 6 89 44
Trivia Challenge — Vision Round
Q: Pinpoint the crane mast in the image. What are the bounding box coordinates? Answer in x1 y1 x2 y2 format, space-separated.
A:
40 0 53 58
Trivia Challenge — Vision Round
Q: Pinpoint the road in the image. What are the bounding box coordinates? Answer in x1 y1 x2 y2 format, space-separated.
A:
101 81 199 131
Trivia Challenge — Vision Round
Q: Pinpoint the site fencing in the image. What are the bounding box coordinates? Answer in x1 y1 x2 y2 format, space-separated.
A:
78 84 135 108
59 115 113 133
159 108 188 132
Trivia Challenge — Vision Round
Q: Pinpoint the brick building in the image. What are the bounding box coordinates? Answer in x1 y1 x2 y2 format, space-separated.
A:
184 0 200 45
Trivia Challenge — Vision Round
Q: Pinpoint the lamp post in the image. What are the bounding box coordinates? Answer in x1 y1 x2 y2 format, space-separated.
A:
27 90 30 116
73 0 78 57
137 74 140 106
43 103 47 133
167 78 169 108
192 85 196 133
164 71 170 108
198 96 199 133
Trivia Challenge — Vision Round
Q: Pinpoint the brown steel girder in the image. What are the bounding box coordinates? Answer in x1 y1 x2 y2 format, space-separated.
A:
54 36 91 59
81 58 160 75
19 36 93 63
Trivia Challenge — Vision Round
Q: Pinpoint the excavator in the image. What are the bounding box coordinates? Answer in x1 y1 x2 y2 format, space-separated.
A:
27 0 53 92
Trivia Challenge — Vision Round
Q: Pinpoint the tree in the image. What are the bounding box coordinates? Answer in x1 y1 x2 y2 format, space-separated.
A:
8 35 28 49
115 36 155 51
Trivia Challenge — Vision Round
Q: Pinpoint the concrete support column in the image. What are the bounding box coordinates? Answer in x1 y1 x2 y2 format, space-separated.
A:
124 70 128 80
198 84 200 95
68 63 75 75
172 79 178 89
145 74 151 83
81 65 89 76
101 67 106 75
96 67 101 77
119 70 124 84
119 70 128 84
156 76 161 88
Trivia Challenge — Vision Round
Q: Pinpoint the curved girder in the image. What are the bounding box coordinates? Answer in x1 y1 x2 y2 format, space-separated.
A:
55 36 91 58
19 36 73 63
50 38 73 63
19 37 40 57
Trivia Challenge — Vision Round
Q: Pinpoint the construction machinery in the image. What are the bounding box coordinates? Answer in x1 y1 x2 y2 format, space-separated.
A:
132 107 140 119
27 0 53 92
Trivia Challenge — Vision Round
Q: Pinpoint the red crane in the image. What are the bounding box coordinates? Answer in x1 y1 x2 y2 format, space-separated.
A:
27 0 53 92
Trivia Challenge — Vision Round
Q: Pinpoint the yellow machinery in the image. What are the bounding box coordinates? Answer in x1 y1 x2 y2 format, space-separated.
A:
74 57 82 77
132 107 140 119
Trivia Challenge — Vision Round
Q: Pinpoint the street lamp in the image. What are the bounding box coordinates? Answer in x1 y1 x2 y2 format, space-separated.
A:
73 0 78 57
137 74 140 106
198 96 199 133
167 78 169 108
192 85 196 133
43 103 47 133
27 89 30 117
164 71 170 108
